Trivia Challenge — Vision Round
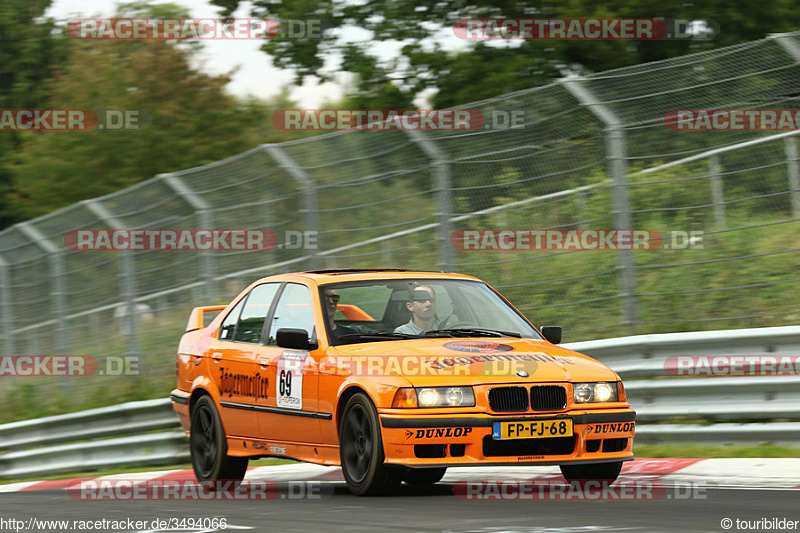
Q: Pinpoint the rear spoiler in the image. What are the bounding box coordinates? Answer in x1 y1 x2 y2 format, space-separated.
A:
186 305 228 333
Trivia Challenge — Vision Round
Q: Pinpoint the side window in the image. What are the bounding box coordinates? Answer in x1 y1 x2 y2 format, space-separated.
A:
268 284 314 345
232 283 280 344
219 297 247 340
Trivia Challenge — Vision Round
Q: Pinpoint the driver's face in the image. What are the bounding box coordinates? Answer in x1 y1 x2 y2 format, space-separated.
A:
324 290 340 318
409 287 435 320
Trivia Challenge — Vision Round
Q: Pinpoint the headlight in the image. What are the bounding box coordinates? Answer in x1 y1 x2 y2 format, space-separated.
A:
573 382 619 403
391 387 475 408
418 387 475 407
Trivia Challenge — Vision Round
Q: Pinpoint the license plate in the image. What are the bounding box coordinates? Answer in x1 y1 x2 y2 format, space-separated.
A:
492 419 573 440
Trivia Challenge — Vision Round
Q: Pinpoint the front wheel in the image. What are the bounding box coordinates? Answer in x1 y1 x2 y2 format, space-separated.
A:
339 393 402 496
560 461 622 486
401 467 447 486
190 395 248 486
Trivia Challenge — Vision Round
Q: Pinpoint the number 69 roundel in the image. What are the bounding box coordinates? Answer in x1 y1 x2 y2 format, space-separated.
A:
277 350 307 410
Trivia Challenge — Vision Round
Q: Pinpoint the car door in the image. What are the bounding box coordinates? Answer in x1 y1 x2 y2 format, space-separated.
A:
256 282 323 444
209 282 281 439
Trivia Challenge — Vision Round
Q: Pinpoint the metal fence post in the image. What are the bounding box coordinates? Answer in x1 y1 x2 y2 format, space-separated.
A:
16 222 70 394
0 255 13 355
785 137 800 220
771 32 800 62
262 145 320 270
160 173 217 301
17 223 69 355
405 130 454 271
84 201 139 359
771 34 800 221
561 75 639 332
381 240 393 266
709 155 726 227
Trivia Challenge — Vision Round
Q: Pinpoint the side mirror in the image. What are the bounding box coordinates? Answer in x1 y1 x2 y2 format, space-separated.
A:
276 328 316 350
540 325 562 344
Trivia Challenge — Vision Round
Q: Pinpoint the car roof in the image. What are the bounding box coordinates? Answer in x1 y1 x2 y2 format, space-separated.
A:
250 269 482 286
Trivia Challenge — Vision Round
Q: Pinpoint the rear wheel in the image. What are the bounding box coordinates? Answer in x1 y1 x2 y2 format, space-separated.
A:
401 467 447 486
560 461 622 486
339 393 402 496
190 395 248 487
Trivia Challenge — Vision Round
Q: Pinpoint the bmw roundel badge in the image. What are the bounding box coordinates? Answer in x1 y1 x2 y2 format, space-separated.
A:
516 370 529 378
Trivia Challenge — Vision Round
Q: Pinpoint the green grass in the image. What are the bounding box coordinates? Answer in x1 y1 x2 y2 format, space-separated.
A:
633 443 800 458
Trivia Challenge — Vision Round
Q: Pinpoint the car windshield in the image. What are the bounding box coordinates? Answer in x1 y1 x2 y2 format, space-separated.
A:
320 278 542 345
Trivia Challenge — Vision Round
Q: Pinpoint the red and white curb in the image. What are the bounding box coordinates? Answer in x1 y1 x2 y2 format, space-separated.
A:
1 458 798 493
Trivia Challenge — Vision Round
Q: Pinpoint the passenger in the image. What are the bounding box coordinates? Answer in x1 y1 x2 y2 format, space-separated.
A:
394 285 440 334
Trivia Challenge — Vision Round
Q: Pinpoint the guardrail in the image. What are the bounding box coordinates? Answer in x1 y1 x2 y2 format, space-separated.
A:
568 326 800 445
1 326 798 478
0 399 187 478
0 399 179 451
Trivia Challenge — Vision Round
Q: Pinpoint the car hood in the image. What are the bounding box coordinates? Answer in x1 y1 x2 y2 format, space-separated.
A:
324 337 619 386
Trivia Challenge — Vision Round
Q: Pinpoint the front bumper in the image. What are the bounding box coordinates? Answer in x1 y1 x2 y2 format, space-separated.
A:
379 409 636 467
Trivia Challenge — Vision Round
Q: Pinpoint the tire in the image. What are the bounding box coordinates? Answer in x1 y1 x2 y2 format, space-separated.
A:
401 467 447 486
339 393 402 496
560 461 622 486
190 395 248 487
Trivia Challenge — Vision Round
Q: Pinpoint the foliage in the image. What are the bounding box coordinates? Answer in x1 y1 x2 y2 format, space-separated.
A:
0 0 70 226
211 0 800 108
2 2 309 224
7 41 262 219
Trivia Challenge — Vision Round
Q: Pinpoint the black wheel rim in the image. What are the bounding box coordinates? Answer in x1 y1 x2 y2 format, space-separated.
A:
342 403 372 483
191 404 217 479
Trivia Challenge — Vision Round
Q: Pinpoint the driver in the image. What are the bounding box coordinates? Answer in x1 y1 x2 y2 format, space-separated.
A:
394 285 440 334
324 288 358 339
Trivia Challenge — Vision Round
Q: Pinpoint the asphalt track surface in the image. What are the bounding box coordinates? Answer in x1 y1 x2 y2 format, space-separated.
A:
2 482 797 533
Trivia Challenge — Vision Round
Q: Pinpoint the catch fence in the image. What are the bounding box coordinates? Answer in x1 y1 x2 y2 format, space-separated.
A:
1 32 798 418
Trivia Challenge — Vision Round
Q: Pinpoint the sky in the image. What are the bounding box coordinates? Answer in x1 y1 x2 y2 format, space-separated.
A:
46 0 349 107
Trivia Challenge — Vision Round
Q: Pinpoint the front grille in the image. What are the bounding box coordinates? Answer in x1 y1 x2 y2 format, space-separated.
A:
482 435 575 457
488 387 529 412
530 385 567 411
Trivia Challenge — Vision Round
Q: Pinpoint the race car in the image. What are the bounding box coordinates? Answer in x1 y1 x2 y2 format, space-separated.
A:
170 269 636 495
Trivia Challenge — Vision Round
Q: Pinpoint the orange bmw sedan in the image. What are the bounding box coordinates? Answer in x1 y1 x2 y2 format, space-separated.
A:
171 269 635 495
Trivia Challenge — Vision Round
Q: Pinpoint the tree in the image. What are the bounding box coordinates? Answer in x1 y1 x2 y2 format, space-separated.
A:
211 0 800 109
0 0 70 226
6 3 273 220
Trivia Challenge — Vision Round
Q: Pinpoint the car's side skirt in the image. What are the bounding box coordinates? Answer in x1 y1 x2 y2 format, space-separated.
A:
226 436 340 465
219 400 333 420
